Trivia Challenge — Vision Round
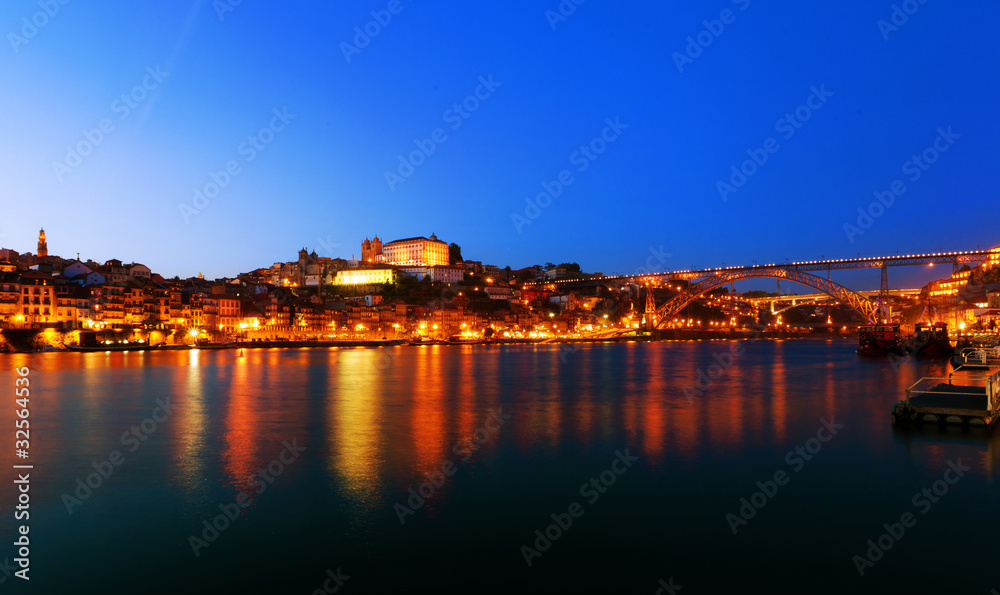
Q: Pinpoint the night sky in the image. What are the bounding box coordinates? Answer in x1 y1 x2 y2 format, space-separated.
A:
1 1 996 289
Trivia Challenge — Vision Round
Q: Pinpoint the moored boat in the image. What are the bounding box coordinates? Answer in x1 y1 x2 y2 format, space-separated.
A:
408 337 449 345
858 324 904 357
909 323 953 358
951 346 1000 370
66 342 159 352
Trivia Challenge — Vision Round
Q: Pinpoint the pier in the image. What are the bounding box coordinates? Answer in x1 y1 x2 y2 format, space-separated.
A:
893 370 1000 430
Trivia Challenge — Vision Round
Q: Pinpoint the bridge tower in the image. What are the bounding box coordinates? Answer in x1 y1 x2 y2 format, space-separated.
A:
877 265 891 323
644 286 656 329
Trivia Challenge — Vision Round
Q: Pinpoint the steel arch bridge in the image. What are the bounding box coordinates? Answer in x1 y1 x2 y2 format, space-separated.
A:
652 268 888 328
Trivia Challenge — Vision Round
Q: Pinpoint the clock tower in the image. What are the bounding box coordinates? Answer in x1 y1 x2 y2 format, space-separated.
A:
37 228 48 257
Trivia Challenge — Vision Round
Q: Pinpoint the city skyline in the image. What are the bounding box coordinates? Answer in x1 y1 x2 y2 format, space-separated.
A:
2 225 994 293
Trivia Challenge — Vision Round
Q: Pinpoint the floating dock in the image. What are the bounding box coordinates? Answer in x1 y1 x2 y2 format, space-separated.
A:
893 370 1000 430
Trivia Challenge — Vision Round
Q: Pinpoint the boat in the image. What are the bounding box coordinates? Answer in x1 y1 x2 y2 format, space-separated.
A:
408 337 449 346
155 343 194 351
952 346 1000 370
66 342 159 353
446 336 483 345
193 342 236 350
908 323 952 358
857 324 904 357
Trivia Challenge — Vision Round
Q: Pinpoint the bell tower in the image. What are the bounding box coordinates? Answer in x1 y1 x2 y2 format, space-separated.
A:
37 228 48 257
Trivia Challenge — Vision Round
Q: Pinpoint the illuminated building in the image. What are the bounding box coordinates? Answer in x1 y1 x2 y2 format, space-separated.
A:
19 272 56 326
361 234 449 267
987 247 1000 268
334 267 397 286
361 236 383 263
37 228 47 257
0 273 21 327
929 270 971 298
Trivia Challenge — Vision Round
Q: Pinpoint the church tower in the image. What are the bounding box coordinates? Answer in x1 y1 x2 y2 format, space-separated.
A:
37 228 48 257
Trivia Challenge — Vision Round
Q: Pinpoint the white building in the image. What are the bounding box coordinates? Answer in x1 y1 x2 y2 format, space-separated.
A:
398 265 463 284
128 263 152 279
381 234 449 267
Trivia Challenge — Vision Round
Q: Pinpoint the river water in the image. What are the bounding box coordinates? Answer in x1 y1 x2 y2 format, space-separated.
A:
0 339 996 593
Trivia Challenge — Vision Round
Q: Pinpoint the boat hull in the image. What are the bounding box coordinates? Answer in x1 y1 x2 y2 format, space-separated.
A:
66 344 158 353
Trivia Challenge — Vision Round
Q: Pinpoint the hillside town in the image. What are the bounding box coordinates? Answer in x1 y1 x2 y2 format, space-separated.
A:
1 229 998 349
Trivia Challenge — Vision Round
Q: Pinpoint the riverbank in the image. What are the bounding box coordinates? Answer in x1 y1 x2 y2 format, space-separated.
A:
0 328 858 353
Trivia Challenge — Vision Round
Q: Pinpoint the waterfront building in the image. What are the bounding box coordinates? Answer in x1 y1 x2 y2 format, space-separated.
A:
19 272 57 327
0 272 22 327
92 285 125 329
54 287 79 329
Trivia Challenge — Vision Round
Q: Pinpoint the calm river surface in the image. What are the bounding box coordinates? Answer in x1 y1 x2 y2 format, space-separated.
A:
1 339 997 593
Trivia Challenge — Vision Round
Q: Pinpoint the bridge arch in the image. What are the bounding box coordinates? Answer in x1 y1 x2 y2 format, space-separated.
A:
652 268 886 328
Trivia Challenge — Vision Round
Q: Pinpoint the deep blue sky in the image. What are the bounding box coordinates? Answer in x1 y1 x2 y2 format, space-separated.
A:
1 1 996 290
